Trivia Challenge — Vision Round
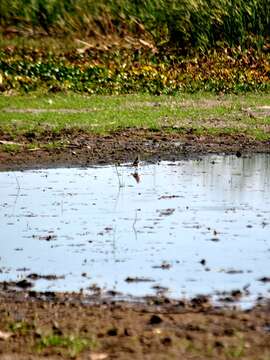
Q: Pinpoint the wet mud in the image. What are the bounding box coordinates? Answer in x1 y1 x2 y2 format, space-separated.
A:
0 129 270 171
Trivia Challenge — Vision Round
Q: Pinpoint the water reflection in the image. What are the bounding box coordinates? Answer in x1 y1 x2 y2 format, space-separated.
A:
0 154 270 307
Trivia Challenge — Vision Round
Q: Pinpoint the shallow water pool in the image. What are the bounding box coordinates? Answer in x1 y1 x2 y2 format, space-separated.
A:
0 154 270 306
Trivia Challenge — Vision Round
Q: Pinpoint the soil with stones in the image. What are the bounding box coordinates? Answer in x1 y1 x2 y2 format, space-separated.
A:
0 289 269 360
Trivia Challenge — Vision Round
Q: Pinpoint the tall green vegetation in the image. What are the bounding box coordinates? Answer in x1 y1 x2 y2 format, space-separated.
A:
0 0 269 51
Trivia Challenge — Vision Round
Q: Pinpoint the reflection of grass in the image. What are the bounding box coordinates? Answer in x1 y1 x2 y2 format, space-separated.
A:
37 334 98 357
0 92 269 143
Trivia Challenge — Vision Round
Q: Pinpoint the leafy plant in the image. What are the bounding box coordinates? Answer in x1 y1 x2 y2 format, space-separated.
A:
0 45 269 94
37 333 98 357
9 321 33 334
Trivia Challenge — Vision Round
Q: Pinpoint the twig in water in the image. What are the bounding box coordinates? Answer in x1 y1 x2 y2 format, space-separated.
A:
11 173 21 215
133 209 138 241
14 173 21 190
115 164 124 188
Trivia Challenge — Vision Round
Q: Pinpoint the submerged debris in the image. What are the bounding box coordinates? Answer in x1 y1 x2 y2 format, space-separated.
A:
157 208 175 216
36 234 57 241
125 277 154 283
152 262 172 270
27 273 65 281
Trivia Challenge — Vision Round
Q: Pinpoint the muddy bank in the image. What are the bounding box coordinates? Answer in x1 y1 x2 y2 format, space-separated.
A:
0 290 269 359
1 129 270 170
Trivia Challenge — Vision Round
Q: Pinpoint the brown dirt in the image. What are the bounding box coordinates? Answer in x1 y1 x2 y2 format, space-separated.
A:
0 129 270 171
0 290 269 360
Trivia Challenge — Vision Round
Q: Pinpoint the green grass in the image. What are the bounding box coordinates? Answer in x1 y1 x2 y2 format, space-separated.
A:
7 319 97 357
9 321 34 334
0 143 22 152
37 333 98 357
0 92 270 144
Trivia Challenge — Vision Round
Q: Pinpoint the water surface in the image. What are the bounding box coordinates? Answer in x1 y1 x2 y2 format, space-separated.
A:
0 154 270 307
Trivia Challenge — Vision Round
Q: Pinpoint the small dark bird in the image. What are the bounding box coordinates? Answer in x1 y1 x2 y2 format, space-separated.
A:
236 151 242 158
132 155 140 167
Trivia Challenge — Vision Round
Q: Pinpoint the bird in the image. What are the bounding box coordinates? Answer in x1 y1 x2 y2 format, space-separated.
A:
236 150 242 158
132 155 140 167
